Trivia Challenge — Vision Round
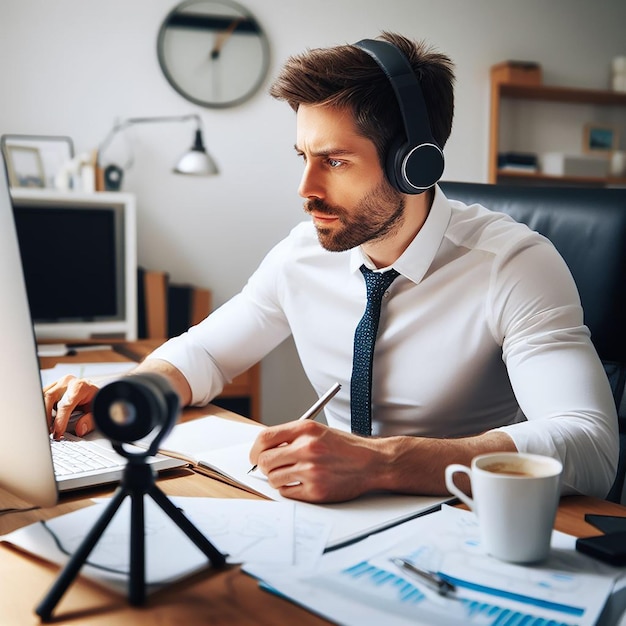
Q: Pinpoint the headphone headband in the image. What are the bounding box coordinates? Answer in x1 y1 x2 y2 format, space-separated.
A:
354 39 432 147
354 38 444 194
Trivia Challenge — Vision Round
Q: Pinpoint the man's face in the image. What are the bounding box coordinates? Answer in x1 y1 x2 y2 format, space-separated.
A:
295 104 405 252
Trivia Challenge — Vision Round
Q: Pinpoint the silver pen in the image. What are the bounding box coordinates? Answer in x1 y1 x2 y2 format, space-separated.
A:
390 557 456 596
247 382 342 474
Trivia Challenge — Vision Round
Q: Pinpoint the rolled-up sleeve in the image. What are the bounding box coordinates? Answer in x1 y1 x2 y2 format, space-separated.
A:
491 237 619 497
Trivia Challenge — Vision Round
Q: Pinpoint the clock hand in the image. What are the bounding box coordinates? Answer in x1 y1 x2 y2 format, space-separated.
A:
210 17 243 61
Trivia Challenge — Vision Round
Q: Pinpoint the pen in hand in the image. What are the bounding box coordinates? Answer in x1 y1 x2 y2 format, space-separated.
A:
247 381 342 474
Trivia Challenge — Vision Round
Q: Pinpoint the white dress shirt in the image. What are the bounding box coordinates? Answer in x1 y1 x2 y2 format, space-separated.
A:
149 186 619 497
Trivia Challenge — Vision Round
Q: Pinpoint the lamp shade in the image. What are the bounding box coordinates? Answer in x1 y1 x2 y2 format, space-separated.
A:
174 129 219 175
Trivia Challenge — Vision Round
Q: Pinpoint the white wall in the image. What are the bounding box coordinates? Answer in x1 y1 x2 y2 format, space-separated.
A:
1 0 625 424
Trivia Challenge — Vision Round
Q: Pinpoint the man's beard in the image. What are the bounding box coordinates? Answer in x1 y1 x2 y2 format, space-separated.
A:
304 179 406 252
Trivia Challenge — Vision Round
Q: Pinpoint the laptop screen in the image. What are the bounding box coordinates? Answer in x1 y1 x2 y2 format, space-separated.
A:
0 160 58 507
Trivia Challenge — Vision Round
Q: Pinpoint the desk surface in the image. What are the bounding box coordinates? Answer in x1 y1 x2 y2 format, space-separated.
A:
2 419 626 626
3 347 626 624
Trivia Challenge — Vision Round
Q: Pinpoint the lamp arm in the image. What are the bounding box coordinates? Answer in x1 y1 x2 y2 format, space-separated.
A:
97 114 203 166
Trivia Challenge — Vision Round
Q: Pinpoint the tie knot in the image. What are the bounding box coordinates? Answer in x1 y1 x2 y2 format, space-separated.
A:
360 266 400 298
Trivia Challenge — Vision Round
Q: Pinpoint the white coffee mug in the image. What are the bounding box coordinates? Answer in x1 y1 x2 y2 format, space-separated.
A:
445 452 563 563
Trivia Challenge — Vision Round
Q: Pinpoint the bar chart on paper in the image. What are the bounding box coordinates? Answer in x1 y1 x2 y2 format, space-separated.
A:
252 506 618 626
325 558 584 626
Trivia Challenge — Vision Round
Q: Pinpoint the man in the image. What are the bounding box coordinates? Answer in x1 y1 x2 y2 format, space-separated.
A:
44 32 618 503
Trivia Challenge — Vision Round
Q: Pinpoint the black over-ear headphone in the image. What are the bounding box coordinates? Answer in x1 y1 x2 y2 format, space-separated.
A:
354 39 445 194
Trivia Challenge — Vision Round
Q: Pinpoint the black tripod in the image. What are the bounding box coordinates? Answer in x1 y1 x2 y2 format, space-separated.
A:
36 457 227 621
36 373 228 622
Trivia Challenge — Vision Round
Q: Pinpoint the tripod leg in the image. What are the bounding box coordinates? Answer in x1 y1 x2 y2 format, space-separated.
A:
36 487 128 622
148 485 227 568
129 489 146 606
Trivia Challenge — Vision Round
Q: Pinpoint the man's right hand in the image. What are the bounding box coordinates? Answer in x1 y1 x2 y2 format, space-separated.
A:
43 375 100 439
43 359 192 440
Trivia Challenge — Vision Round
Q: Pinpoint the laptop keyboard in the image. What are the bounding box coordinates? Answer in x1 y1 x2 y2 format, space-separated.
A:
50 435 125 476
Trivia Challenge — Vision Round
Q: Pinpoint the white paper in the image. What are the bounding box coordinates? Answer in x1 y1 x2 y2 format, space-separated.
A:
248 505 623 626
1 496 300 595
157 414 264 463
200 439 450 549
40 362 136 386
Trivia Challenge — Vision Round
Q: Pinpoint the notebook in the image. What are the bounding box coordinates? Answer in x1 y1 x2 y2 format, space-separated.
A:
0 158 184 508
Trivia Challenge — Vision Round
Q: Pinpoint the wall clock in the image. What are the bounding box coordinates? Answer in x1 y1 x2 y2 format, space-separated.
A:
157 0 270 109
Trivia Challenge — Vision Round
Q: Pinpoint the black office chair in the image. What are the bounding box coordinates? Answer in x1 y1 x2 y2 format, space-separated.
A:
439 181 626 502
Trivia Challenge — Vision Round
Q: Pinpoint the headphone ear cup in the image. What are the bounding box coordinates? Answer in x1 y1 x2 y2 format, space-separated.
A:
386 138 445 195
385 136 409 193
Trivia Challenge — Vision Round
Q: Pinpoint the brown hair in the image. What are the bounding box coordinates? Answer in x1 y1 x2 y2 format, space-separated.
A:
269 32 455 166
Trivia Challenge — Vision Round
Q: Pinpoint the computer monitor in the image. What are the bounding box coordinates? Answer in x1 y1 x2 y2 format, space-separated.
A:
0 162 60 506
10 188 137 341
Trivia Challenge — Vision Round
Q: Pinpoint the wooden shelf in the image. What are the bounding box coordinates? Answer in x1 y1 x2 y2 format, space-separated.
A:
498 83 626 107
489 65 626 185
496 169 626 186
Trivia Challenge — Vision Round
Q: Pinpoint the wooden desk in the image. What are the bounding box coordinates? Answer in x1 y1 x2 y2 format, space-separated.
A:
1 429 625 625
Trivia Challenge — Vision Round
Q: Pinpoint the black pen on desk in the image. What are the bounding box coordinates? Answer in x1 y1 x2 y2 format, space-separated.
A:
247 381 342 474
390 557 456 597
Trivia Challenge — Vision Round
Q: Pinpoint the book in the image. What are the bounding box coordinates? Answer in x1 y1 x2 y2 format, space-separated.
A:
167 283 212 337
152 413 266 495
137 267 169 339
167 284 193 338
497 151 538 173
190 287 212 326
137 268 212 340
154 414 450 550
497 151 538 167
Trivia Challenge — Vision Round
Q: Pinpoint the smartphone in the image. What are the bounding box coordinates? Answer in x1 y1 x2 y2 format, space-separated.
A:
585 514 626 534
576 532 626 566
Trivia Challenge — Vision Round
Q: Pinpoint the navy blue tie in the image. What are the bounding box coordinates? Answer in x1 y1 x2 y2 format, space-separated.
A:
351 265 399 436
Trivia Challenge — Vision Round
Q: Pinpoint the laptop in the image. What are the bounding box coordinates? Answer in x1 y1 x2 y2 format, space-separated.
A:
0 159 184 508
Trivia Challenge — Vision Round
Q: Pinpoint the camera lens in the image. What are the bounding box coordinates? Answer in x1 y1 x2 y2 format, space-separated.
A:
94 379 162 443
108 400 137 427
93 373 179 452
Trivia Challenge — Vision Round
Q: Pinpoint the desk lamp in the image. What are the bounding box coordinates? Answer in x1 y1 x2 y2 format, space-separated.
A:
96 113 218 190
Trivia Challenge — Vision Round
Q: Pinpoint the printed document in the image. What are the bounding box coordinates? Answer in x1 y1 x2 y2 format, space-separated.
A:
247 505 624 626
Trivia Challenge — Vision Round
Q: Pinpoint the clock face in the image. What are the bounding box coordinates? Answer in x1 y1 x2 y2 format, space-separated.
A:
157 0 270 108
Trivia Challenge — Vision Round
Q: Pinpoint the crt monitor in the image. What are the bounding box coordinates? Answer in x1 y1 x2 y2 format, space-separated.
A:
10 189 137 341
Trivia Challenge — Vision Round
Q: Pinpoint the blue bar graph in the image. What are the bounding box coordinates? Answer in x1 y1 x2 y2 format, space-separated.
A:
337 560 578 626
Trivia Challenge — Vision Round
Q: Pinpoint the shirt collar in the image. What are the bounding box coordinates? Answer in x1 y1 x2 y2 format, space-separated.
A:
349 185 452 283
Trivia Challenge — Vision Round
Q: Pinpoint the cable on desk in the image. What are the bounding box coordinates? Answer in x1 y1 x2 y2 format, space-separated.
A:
41 519 130 576
39 504 203 580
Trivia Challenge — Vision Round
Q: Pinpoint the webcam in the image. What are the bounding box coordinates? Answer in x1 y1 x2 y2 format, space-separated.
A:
93 373 179 459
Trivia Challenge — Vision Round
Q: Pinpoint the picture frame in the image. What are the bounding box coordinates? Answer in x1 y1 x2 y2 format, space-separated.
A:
583 124 619 154
1 134 74 188
5 145 46 188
